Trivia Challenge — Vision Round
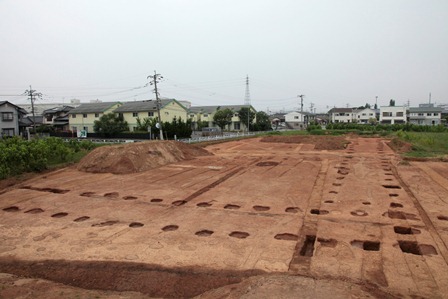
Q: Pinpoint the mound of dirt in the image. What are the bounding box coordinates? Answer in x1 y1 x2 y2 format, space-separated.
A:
387 137 412 153
260 135 349 150
77 141 211 174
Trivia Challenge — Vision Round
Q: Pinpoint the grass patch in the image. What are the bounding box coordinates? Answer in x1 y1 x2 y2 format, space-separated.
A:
394 132 448 157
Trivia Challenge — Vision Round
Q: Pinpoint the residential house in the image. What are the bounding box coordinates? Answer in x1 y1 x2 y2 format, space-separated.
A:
354 108 377 124
42 106 74 131
409 104 442 126
113 99 188 131
188 105 256 131
328 108 354 123
68 102 122 133
0 101 27 137
379 106 407 124
285 111 313 130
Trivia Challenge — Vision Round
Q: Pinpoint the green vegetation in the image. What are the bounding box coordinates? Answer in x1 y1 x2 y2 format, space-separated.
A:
326 122 447 133
213 108 234 131
94 113 129 137
0 137 95 179
395 131 448 157
135 116 192 139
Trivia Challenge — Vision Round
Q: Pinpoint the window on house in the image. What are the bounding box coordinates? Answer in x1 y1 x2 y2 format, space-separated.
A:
427 113 431 116
203 114 208 117
358 115 360 118
294 116 299 119
362 113 366 116
234 122 240 130
95 113 99 118
397 112 404 117
189 114 195 118
148 112 154 117
382 112 392 117
83 114 87 118
133 112 138 117
46 115 53 122
234 113 238 117
418 113 424 116
72 114 76 118
1 112 13 121
1 128 14 136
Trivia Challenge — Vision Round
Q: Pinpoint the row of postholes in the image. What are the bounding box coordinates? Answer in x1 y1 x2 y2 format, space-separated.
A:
0 203 441 256
307 142 436 257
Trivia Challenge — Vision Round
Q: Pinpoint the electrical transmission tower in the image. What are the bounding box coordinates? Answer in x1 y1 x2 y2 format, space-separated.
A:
24 86 42 135
148 71 164 140
244 75 251 106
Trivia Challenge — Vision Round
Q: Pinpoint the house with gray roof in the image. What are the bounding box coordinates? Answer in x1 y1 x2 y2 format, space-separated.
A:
188 105 256 131
0 101 28 138
409 105 442 126
68 102 122 133
113 99 188 131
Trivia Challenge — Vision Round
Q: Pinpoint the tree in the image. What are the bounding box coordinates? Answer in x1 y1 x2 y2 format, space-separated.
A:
254 111 271 131
389 99 395 106
365 103 371 109
238 107 256 130
374 103 378 109
213 108 233 131
135 117 153 131
93 113 129 137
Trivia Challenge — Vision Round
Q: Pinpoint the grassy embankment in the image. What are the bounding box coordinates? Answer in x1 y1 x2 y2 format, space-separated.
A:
393 131 448 158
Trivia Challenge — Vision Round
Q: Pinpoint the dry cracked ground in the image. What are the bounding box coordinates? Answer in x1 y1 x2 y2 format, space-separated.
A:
1 136 448 298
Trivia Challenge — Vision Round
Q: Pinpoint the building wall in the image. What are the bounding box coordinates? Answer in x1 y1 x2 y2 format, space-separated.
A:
355 108 376 124
331 112 354 123
0 103 21 137
69 104 122 133
379 106 407 124
190 107 256 131
122 101 187 132
409 112 441 125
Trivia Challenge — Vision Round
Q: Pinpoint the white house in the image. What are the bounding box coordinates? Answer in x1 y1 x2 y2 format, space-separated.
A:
379 106 407 124
328 108 354 123
354 108 377 124
409 105 442 126
285 111 309 129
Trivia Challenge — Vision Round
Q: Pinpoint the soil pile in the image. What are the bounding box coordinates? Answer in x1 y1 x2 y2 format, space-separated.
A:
260 135 348 150
77 141 211 174
387 137 412 153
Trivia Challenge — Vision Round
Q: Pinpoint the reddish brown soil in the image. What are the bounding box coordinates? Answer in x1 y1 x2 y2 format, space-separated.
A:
386 137 412 153
77 140 211 174
1 137 448 298
260 135 349 150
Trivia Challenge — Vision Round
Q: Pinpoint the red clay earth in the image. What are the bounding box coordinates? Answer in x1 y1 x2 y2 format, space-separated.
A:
1 136 448 298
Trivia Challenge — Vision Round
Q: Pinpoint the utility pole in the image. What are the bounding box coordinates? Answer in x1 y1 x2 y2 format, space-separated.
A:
310 102 314 113
244 75 251 132
148 71 164 140
24 86 41 136
298 95 305 112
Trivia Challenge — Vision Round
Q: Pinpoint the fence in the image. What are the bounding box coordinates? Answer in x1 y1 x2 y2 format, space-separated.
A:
179 132 257 144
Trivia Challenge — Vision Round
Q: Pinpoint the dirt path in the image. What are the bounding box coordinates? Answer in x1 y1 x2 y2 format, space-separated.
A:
1 136 448 298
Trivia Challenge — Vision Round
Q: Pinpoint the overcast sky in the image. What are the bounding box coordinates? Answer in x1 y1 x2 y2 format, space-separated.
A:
1 0 447 113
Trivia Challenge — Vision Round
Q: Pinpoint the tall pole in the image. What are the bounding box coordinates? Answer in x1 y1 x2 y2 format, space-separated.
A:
24 86 41 136
298 95 304 112
244 75 251 132
149 71 164 140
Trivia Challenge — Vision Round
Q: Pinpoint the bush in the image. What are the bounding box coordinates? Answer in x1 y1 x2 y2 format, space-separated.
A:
0 137 96 179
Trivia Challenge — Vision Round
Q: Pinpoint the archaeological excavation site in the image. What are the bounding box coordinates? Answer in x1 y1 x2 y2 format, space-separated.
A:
1 137 448 298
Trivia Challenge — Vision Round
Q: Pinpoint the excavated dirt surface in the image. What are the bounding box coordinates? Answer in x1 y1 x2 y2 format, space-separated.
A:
260 135 349 150
77 140 211 174
1 137 448 298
